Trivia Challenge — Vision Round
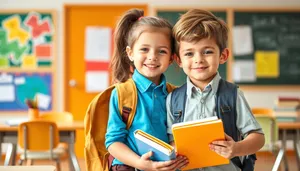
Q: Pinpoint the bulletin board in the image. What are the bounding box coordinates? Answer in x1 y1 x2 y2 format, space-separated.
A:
0 10 56 112
0 72 52 111
154 8 228 86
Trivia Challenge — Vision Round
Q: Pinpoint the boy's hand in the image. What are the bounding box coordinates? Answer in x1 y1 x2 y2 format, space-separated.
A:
209 133 237 159
137 151 189 171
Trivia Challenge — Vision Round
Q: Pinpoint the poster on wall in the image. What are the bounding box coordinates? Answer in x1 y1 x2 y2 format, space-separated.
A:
0 11 55 68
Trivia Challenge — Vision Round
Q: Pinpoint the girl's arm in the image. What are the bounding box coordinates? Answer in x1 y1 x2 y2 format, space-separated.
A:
108 142 188 171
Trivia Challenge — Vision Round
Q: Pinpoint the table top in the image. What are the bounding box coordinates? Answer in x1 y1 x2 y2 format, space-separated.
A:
0 166 56 171
0 121 84 131
278 122 300 130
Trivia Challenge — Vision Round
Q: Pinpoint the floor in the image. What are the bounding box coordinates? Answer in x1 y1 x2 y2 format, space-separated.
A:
0 153 299 171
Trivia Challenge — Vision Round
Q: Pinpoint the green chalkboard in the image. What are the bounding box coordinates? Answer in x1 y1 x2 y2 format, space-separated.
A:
234 11 300 85
157 10 227 86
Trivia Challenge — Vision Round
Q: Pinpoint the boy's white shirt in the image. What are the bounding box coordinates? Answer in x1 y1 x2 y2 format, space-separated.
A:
166 72 263 171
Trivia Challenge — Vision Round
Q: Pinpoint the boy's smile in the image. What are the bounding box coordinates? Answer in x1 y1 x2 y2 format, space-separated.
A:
177 38 228 90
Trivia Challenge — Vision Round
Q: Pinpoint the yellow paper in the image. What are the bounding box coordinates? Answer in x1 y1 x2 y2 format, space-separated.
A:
255 51 279 78
22 55 37 68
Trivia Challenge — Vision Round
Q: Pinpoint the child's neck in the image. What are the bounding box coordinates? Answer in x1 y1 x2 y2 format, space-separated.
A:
191 73 217 91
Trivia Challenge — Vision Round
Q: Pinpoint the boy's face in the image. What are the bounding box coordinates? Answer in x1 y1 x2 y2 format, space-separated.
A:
177 38 228 88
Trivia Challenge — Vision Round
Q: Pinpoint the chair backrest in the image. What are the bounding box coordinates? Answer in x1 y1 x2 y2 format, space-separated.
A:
39 111 73 123
252 108 278 152
18 120 59 153
251 108 273 116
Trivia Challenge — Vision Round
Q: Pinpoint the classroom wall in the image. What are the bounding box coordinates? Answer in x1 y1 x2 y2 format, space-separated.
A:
1 0 300 111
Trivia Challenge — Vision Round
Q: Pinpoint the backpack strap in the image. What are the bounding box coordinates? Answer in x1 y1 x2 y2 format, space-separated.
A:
166 83 177 93
170 83 187 123
116 78 138 130
216 79 256 171
215 79 243 168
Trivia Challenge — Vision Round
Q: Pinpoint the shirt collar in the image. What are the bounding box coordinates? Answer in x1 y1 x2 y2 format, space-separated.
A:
186 72 221 97
132 69 168 95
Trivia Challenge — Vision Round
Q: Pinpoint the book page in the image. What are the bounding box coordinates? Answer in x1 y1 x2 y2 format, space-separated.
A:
172 116 218 129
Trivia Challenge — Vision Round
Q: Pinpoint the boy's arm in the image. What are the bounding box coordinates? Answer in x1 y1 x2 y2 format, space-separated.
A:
234 131 265 156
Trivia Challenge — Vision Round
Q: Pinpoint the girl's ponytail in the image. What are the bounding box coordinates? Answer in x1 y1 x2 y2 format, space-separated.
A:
110 9 144 83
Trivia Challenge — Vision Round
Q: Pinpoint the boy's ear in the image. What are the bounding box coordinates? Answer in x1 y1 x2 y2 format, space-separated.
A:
174 54 183 67
219 48 229 64
126 46 133 61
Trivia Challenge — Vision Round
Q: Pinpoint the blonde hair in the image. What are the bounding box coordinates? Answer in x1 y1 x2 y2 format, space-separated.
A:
110 9 174 83
173 9 228 57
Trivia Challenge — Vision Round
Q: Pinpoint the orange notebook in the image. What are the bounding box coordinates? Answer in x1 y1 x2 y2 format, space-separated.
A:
172 116 229 170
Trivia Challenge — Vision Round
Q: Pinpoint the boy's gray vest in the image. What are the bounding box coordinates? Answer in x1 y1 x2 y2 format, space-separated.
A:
170 79 256 171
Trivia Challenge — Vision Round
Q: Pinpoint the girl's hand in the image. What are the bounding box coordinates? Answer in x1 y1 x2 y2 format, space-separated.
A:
137 151 189 171
209 133 237 159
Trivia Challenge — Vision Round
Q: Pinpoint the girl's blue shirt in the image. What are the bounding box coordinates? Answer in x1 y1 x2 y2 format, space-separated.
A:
105 70 169 166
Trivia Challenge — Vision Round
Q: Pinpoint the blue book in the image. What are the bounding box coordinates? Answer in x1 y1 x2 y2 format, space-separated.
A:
134 130 176 161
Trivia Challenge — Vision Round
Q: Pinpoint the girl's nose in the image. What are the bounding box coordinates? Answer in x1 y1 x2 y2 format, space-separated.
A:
148 52 158 61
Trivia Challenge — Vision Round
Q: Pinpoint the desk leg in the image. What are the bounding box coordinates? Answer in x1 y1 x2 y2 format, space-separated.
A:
4 143 16 166
272 129 289 171
69 131 80 171
294 129 300 169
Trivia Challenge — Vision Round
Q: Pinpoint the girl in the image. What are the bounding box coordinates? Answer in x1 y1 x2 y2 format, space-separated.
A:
105 9 188 171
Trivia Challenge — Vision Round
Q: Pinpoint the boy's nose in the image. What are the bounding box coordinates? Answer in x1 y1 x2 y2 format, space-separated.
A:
194 54 203 63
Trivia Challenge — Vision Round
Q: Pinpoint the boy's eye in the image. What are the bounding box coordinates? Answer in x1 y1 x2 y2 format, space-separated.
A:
184 52 193 57
159 49 168 54
203 50 213 55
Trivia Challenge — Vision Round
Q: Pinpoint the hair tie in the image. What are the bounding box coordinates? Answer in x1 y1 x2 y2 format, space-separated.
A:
138 16 144 21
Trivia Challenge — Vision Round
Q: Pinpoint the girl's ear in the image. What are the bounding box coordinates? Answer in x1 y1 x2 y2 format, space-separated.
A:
219 48 229 64
126 46 133 61
174 54 183 67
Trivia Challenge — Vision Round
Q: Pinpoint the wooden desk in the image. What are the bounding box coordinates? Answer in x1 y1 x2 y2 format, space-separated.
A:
0 121 83 171
273 122 300 171
0 165 56 171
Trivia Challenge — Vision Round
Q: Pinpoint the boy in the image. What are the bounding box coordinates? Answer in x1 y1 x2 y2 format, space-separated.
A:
166 9 265 171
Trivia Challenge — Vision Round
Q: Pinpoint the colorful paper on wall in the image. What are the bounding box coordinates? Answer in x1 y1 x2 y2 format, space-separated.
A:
0 85 15 102
84 27 112 61
0 12 54 67
233 60 256 82
255 51 279 78
233 25 254 56
85 71 109 92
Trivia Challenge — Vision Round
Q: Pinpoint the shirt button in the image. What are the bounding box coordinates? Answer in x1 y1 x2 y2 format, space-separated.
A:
154 94 157 98
200 99 204 103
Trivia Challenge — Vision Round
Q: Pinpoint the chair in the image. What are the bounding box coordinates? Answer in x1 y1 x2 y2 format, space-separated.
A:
39 111 73 123
18 120 64 170
251 108 278 153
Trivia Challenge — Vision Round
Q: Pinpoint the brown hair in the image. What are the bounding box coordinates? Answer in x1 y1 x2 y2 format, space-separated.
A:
173 9 228 58
110 8 174 83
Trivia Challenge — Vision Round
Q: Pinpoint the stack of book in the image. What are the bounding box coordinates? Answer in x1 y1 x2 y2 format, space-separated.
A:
274 97 300 122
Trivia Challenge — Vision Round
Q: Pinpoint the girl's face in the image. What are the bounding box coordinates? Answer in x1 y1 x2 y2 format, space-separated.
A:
126 28 172 85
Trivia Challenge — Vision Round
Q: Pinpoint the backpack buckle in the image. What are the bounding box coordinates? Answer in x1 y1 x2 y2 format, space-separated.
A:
221 106 231 113
122 106 132 123
174 110 183 122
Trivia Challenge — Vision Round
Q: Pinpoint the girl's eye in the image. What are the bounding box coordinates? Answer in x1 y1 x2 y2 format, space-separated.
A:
140 48 148 52
203 50 213 55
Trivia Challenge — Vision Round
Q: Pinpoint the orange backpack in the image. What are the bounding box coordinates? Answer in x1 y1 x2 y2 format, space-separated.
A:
84 78 176 171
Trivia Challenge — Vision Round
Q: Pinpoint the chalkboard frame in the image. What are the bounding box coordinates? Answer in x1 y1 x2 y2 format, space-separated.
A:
153 7 300 90
0 10 57 113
